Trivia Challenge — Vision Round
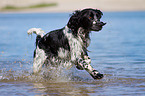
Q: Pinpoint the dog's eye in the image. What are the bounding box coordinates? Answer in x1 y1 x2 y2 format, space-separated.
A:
89 17 92 19
89 17 93 20
89 12 94 20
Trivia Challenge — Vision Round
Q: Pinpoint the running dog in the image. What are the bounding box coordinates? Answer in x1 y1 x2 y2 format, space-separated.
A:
27 8 106 79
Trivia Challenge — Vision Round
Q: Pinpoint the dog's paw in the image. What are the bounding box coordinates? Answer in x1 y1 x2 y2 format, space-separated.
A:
90 70 104 79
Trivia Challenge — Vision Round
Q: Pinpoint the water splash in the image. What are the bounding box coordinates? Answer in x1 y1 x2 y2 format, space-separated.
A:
0 60 91 83
0 59 115 83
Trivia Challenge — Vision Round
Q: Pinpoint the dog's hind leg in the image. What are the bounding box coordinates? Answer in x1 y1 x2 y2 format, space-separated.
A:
76 56 103 79
27 28 46 73
33 46 47 73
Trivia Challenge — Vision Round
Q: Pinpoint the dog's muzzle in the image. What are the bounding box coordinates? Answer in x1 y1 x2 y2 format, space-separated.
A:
91 20 106 31
93 21 106 26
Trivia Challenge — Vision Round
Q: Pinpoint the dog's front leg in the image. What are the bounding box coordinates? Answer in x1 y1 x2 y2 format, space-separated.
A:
76 56 103 79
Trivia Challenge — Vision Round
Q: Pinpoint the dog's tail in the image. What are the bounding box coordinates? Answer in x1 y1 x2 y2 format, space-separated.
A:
27 28 45 38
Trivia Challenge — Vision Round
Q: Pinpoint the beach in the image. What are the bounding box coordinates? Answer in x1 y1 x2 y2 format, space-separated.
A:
0 0 145 13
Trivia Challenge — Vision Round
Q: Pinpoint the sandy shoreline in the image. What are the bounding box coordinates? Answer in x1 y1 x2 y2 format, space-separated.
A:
0 0 145 13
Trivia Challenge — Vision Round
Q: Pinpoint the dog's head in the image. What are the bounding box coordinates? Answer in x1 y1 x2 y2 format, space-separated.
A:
67 8 106 34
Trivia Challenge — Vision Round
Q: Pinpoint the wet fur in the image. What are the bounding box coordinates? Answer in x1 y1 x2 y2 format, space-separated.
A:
30 8 106 79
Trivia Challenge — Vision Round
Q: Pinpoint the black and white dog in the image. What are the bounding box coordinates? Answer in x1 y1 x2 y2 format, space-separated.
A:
27 8 106 79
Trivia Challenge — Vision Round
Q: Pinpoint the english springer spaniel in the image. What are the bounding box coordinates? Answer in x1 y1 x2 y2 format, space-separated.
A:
27 8 106 79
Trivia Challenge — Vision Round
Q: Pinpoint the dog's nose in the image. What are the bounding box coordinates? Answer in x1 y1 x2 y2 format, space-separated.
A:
99 22 106 26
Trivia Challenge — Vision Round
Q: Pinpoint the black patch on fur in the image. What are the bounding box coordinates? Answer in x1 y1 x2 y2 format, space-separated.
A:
36 35 42 46
37 28 70 56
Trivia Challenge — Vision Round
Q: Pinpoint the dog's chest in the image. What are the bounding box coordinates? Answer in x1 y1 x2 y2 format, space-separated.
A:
61 27 89 61
57 36 82 67
68 34 83 60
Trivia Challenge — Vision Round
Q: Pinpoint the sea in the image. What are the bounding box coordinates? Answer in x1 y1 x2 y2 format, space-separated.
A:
0 11 145 96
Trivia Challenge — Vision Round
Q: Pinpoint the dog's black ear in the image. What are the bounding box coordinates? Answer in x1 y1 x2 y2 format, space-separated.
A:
67 10 81 36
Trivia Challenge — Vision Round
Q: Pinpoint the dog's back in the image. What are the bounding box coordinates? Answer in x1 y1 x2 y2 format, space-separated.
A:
37 28 70 57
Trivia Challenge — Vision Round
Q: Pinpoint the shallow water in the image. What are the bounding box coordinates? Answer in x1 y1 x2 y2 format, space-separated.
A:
0 12 145 96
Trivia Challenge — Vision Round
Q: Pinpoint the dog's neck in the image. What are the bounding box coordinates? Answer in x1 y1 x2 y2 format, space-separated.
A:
65 26 90 48
77 27 90 47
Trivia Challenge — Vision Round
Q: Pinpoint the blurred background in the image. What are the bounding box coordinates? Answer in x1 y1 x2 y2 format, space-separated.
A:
0 0 145 96
0 0 145 13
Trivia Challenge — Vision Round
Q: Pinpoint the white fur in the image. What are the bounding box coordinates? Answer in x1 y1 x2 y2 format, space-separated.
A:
63 26 83 62
58 48 69 59
93 21 97 25
27 28 45 37
33 46 47 73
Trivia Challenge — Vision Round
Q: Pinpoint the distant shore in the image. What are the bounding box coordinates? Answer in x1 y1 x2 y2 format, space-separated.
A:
0 0 145 13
